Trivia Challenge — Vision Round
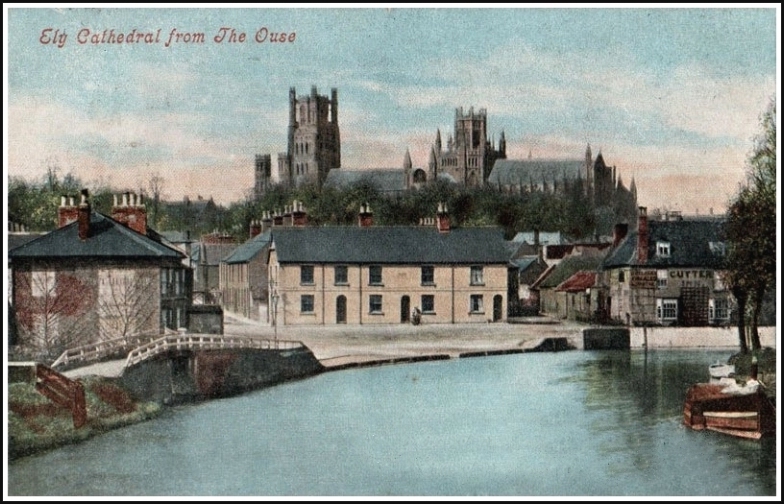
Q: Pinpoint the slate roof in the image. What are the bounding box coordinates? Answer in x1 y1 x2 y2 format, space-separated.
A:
555 271 597 292
602 218 726 269
8 233 47 252
160 230 195 243
324 169 407 193
512 231 564 245
488 159 583 186
538 255 605 289
512 256 539 272
192 243 239 266
223 230 272 265
271 227 510 265
8 212 184 260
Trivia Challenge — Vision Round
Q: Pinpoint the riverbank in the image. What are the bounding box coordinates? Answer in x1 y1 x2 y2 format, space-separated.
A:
8 375 161 461
9 318 777 461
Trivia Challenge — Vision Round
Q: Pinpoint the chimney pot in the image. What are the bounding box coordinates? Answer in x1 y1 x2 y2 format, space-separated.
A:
436 202 451 233
77 189 91 240
122 192 129 206
60 195 67 207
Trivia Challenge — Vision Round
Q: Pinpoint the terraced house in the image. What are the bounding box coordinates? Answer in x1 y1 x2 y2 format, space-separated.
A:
600 207 731 326
266 205 510 326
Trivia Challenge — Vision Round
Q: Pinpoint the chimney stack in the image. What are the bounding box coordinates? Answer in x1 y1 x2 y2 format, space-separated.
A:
273 210 284 227
58 194 79 228
637 207 648 264
249 219 262 239
612 223 629 248
77 189 91 240
282 205 294 227
111 191 148 235
261 211 273 233
358 203 374 228
292 200 308 227
436 202 450 233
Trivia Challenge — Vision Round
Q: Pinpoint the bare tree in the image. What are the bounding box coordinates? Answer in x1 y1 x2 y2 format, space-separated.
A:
14 270 95 359
147 173 165 229
97 268 158 343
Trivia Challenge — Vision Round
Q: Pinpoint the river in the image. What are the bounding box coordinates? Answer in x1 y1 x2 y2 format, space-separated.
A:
6 349 777 496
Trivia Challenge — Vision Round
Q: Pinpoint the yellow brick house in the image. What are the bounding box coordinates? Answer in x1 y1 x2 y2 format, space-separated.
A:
267 209 510 326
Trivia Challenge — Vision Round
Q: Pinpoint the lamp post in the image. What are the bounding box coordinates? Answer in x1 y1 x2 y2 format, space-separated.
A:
271 291 279 349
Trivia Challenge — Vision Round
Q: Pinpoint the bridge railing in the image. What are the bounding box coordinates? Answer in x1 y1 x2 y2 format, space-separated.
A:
50 333 159 370
125 334 303 368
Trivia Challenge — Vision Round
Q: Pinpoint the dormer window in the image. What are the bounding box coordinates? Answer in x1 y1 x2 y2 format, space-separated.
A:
656 241 671 258
709 241 726 257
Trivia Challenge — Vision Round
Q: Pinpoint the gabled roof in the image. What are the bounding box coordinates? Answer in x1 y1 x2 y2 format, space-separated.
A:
223 230 272 265
8 212 184 261
193 242 239 266
555 271 597 292
512 256 540 272
538 255 605 289
603 218 726 269
488 159 583 186
270 226 510 265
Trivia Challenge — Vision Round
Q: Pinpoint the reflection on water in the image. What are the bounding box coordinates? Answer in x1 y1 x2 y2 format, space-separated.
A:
7 350 777 496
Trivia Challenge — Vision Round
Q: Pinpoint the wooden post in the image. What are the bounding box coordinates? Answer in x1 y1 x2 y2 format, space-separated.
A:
72 381 87 429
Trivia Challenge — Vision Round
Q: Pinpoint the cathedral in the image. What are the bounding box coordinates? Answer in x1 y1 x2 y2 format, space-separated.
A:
254 86 341 197
253 88 637 219
425 106 507 187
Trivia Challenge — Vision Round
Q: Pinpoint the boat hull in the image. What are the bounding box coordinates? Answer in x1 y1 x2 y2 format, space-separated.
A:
683 383 776 439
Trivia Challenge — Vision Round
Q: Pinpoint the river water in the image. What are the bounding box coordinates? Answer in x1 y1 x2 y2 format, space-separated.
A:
7 350 777 496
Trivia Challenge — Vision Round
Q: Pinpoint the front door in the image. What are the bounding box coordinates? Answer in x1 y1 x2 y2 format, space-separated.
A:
336 295 347 324
493 295 503 322
401 296 410 323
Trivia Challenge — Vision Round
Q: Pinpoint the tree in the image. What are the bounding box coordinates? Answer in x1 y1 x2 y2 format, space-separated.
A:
723 99 776 353
97 268 159 343
14 269 95 360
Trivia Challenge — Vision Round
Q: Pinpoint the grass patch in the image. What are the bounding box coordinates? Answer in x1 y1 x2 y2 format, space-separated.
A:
8 375 161 461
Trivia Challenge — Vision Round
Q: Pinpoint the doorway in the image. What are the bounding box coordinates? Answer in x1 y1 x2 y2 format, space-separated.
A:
493 295 503 322
400 296 410 323
336 295 347 324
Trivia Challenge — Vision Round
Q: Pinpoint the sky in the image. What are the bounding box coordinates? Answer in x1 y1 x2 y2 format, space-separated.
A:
4 5 780 213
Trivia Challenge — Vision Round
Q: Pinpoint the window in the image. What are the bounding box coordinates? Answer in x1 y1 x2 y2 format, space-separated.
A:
334 265 348 285
657 269 668 289
421 295 435 314
656 241 671 258
174 269 183 295
369 266 383 285
618 270 625 283
470 294 484 314
421 266 435 285
709 242 726 257
160 268 170 296
300 265 314 285
470 266 484 286
161 308 173 330
714 271 726 291
709 298 729 322
301 295 315 314
31 270 55 298
656 298 678 322
369 295 383 314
